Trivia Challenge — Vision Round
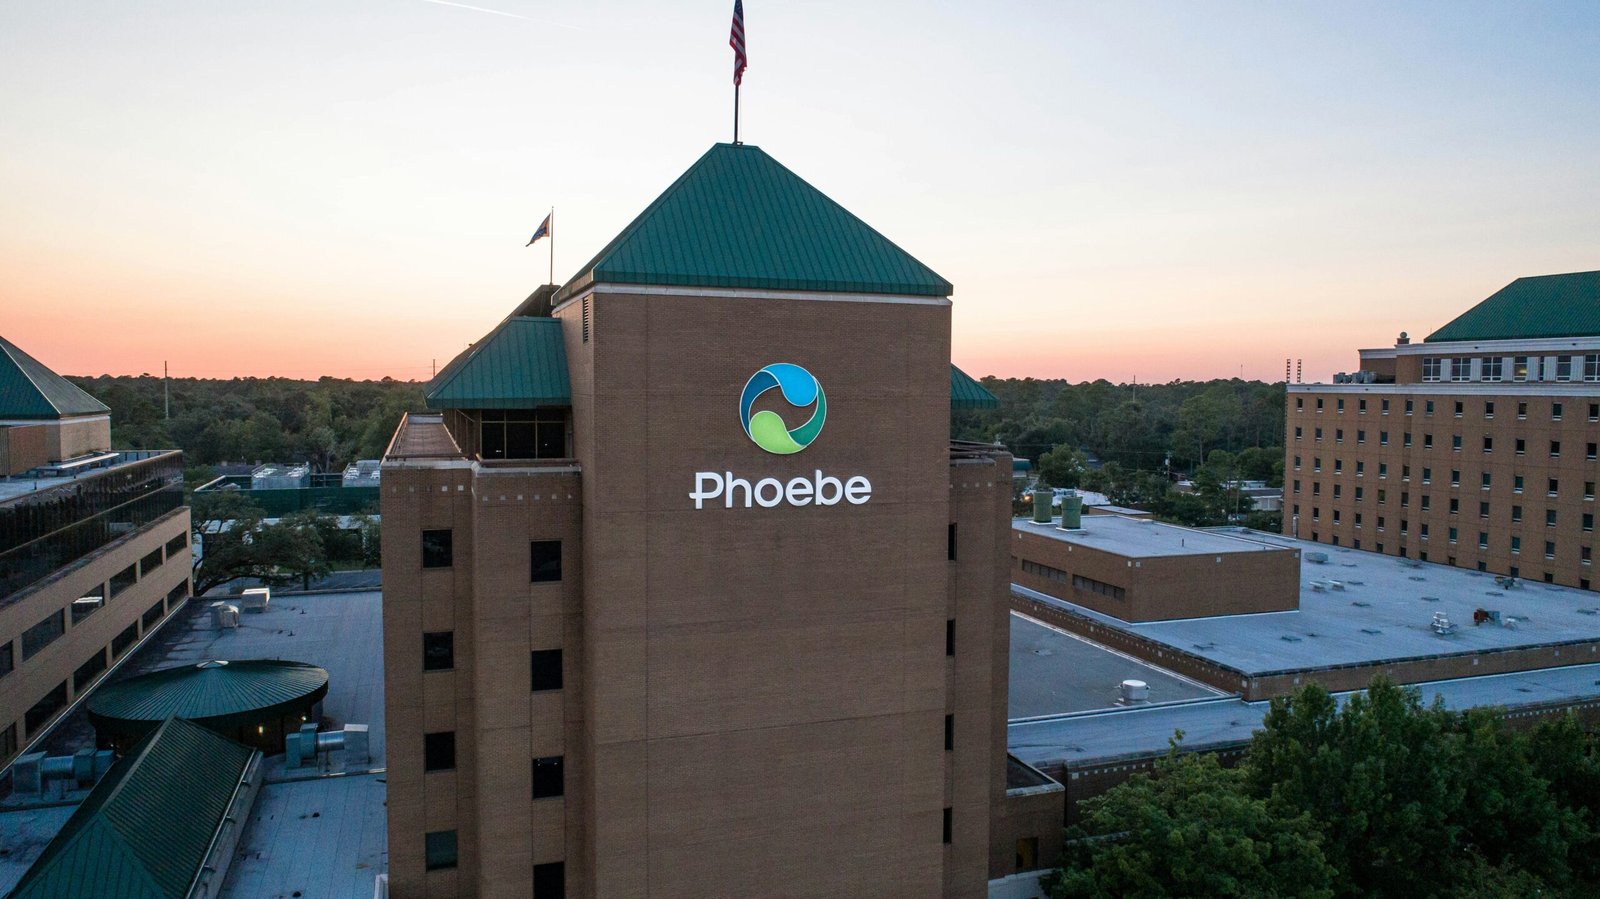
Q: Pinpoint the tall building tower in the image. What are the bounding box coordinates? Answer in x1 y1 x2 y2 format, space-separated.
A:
0 335 191 767
1285 270 1599 591
380 144 1014 898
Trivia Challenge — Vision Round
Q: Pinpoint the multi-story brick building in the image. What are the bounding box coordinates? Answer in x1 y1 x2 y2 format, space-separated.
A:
1285 270 1599 591
0 335 191 768
380 143 1018 898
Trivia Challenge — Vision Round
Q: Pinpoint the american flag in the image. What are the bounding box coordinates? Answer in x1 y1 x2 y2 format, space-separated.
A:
730 0 747 86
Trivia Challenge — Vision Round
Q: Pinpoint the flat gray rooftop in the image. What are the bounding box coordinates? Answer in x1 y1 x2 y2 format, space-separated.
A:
0 590 387 897
1010 660 1600 772
1009 613 1222 718
1019 530 1600 674
0 451 165 503
1014 515 1288 559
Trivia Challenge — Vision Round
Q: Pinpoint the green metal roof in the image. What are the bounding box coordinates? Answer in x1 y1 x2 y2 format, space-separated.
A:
1425 270 1600 343
0 335 110 420
425 316 571 410
86 659 329 738
7 717 258 899
950 365 998 410
558 143 952 300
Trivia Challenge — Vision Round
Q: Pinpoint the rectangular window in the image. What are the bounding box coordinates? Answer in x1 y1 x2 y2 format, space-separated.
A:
1071 573 1127 600
111 622 138 658
531 649 563 691
424 632 454 671
1553 402 1564 420
1422 467 1431 484
1483 437 1493 454
947 523 957 561
944 713 954 751
1557 355 1574 380
1512 536 1522 553
1479 532 1489 550
140 548 163 577
0 642 11 679
1337 399 1345 412
1516 438 1526 455
1514 357 1530 381
1454 401 1464 417
533 862 565 898
1546 541 1557 560
533 755 564 799
1481 473 1491 490
1452 435 1462 451
581 296 591 343
1551 440 1562 458
73 649 107 693
425 831 459 871
167 581 188 605
142 600 164 631
25 682 67 735
946 619 956 656
1450 358 1471 381
1422 358 1441 381
1550 479 1560 497
21 610 65 660
1512 505 1523 523
1583 513 1593 533
1588 443 1597 462
0 723 14 761
530 540 562 582
1586 355 1600 382
110 564 137 598
1482 358 1503 382
1479 501 1490 519
943 807 953 844
421 530 453 569
1514 475 1524 493
1547 510 1558 527
72 584 105 625
424 731 456 772
166 532 188 558
1426 400 1435 415
1452 470 1461 487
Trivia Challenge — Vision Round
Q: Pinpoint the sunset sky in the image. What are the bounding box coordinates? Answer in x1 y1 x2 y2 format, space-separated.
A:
3 1 1597 383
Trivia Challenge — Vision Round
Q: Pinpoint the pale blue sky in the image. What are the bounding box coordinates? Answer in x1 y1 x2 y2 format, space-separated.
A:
2 1 1597 380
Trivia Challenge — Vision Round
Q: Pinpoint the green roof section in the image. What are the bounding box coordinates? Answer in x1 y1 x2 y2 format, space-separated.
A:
558 143 952 300
950 365 999 410
0 334 110 420
7 717 258 899
425 316 571 410
86 659 329 739
1425 270 1600 343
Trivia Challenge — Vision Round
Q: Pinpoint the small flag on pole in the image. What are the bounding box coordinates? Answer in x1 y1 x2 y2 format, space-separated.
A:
730 0 747 86
525 212 552 247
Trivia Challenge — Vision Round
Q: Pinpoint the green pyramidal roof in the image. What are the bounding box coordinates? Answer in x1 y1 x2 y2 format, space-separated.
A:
558 143 952 300
0 335 109 420
8 717 258 899
1426 270 1600 343
425 315 570 410
950 365 998 410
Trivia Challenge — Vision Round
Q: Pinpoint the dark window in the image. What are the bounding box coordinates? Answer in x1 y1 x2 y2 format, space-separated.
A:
533 755 564 799
109 564 137 598
531 649 563 691
945 620 955 657
424 632 454 671
421 530 453 569
25 682 67 735
140 548 163 576
947 523 957 561
944 714 954 751
530 540 562 583
533 862 565 897
425 830 458 871
581 296 591 343
166 532 188 557
111 622 138 658
943 807 953 844
167 581 188 605
72 584 105 625
21 610 65 660
1 723 15 761
0 641 12 678
142 600 164 630
424 731 456 772
73 649 107 693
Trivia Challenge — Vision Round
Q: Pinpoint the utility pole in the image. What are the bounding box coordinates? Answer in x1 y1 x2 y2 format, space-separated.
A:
163 361 170 420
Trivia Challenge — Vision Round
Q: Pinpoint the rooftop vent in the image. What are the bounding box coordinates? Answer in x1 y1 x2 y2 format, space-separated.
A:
1116 680 1150 705
1306 552 1330 564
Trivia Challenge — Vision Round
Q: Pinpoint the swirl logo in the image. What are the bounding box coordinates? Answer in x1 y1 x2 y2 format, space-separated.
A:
739 363 827 455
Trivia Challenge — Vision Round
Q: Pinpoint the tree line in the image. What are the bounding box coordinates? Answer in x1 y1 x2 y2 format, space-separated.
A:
69 374 424 472
1052 677 1600 898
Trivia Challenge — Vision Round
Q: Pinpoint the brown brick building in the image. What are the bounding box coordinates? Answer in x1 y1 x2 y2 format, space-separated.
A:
0 335 191 768
1286 271 1599 592
380 144 1018 898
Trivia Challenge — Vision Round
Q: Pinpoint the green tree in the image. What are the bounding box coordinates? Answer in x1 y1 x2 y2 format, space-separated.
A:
190 490 273 595
1052 746 1336 899
268 511 334 590
1037 446 1089 489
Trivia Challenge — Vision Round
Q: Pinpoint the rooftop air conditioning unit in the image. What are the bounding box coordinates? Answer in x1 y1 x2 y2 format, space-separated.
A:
238 587 270 613
1306 551 1330 564
1117 679 1150 705
210 602 240 629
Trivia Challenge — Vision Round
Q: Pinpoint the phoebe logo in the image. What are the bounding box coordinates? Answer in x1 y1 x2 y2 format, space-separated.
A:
739 363 826 455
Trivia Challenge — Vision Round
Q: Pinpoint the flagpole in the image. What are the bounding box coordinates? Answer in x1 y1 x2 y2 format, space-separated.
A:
548 207 554 286
734 83 741 145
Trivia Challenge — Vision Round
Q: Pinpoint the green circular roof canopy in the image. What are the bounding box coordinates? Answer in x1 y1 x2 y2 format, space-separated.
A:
87 659 329 739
